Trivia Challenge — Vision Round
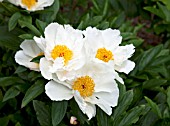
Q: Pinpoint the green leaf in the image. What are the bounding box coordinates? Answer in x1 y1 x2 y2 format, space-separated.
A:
97 107 109 126
36 19 47 34
0 77 24 87
96 22 109 29
157 2 170 22
103 0 109 17
14 66 27 74
112 90 133 120
8 12 21 31
18 34 34 40
143 79 167 89
0 26 24 50
127 38 144 47
33 100 51 126
52 101 68 126
150 56 170 66
2 87 20 102
0 117 9 126
118 105 146 126
145 96 162 118
18 15 32 28
144 6 164 19
138 44 163 71
21 80 45 108
15 122 21 126
114 12 126 28
18 20 41 36
30 55 44 63
166 87 170 108
39 0 60 23
162 0 170 10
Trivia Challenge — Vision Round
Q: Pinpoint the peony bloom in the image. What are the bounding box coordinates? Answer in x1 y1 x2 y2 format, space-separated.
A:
45 62 119 120
15 40 44 71
34 23 85 81
8 0 54 11
83 27 135 74
0 0 3 2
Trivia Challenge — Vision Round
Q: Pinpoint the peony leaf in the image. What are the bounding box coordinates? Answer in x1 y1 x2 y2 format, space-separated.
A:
52 101 68 126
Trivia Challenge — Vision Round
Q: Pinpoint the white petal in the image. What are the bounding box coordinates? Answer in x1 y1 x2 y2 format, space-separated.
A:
20 40 42 57
39 57 53 80
56 70 76 81
49 58 64 73
94 87 119 107
113 71 124 84
94 72 117 93
115 60 135 74
84 27 103 51
102 28 122 49
45 80 73 101
65 57 85 71
44 23 62 49
85 95 112 115
34 36 46 51
74 91 96 120
114 44 135 65
15 50 39 71
96 101 112 115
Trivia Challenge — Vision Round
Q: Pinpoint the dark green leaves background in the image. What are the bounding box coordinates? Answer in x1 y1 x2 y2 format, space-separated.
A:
0 0 170 125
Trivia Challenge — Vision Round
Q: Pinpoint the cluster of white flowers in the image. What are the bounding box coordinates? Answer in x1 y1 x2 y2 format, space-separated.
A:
1 0 55 11
15 23 135 119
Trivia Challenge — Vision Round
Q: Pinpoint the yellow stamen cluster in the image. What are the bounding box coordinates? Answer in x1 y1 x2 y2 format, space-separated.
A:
95 48 113 62
21 0 37 9
73 76 95 97
51 45 73 65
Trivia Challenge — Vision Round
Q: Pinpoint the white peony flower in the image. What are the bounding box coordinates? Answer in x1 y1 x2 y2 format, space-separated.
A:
8 0 54 11
0 0 3 2
45 62 119 120
83 27 135 74
34 23 85 81
15 40 44 71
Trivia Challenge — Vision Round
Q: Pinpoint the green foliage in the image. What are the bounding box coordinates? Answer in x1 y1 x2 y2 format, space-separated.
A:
0 0 170 126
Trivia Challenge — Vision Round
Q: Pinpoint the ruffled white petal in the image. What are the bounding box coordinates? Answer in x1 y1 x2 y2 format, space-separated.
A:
56 70 76 81
15 50 39 71
94 86 119 107
94 72 117 93
102 28 122 49
20 40 42 57
65 57 85 71
39 57 53 80
44 23 62 49
114 44 135 66
115 60 135 74
86 96 112 116
83 27 103 53
74 91 96 119
34 36 46 51
49 58 64 73
45 80 73 101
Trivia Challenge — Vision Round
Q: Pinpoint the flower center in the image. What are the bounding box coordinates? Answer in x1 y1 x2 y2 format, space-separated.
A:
21 0 37 9
72 76 95 97
51 45 73 65
95 48 113 62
